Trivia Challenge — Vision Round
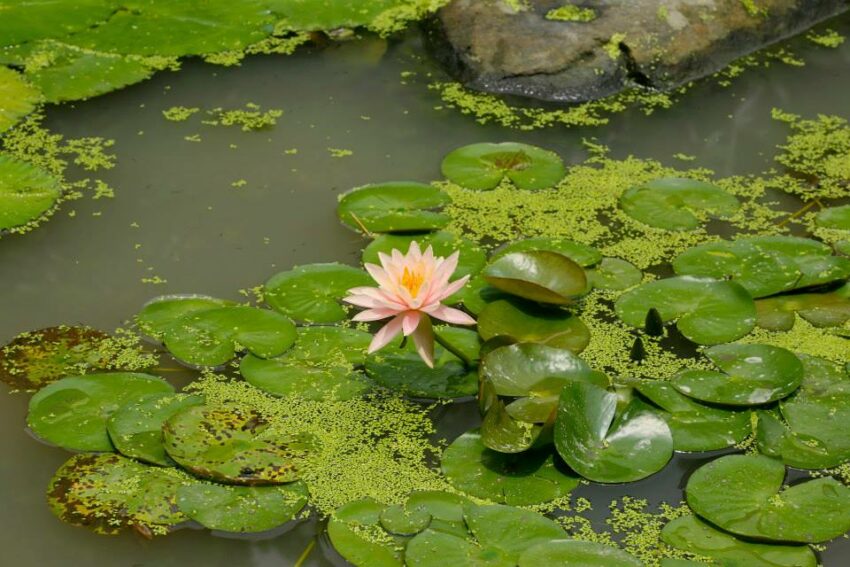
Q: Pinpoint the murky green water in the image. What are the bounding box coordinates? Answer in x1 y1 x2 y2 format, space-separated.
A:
2 17 849 566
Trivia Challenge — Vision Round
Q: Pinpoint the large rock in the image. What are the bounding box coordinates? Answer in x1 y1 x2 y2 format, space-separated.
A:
425 0 849 102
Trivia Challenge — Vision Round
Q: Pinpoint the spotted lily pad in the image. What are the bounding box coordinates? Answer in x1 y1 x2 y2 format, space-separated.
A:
619 177 739 231
686 454 850 543
0 0 117 45
554 381 673 483
671 344 804 406
47 453 190 536
483 251 587 305
518 540 644 567
28 372 173 451
493 237 603 267
635 381 750 452
615 276 756 344
163 305 296 367
162 404 307 485
441 142 566 191
362 231 486 280
107 393 204 466
264 263 372 323
755 284 850 331
662 515 818 567
441 430 579 506
0 67 40 133
176 481 308 533
136 294 235 339
0 153 62 231
337 181 451 233
478 298 590 353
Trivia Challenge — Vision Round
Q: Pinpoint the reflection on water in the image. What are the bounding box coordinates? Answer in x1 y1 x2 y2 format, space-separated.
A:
1 18 849 566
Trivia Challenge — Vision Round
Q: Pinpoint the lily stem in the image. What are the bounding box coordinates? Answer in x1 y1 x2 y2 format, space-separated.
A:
294 539 316 567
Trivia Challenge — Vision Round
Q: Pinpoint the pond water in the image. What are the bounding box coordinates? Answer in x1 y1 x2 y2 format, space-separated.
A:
1 16 849 566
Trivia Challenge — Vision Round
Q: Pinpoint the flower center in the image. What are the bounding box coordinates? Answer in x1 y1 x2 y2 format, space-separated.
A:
400 267 425 298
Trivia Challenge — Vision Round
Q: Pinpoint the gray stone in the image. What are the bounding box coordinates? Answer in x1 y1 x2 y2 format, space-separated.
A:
425 0 849 102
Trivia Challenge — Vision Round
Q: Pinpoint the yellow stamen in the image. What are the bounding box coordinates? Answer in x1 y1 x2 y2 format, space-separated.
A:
401 267 425 298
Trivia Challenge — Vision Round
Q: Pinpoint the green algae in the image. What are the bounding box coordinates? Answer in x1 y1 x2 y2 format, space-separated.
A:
202 103 283 131
546 5 597 23
807 28 845 48
162 106 200 122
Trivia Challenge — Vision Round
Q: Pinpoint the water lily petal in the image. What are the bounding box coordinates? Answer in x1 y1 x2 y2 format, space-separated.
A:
430 275 470 303
364 262 393 289
428 304 476 326
402 310 421 336
352 307 401 322
411 316 435 368
368 315 405 353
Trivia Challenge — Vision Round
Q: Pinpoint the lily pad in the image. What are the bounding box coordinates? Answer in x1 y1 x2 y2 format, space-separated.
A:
163 305 297 366
619 177 739 231
327 498 405 567
0 153 62 230
136 294 235 338
554 381 673 483
478 298 590 353
176 481 308 533
493 237 603 267
28 372 173 451
268 0 406 31
518 540 644 567
264 263 372 323
749 236 850 289
686 454 850 543
441 430 579 506
636 381 750 452
337 181 451 233
0 0 117 45
480 397 548 454
615 276 756 345
364 327 479 399
441 142 566 191
480 343 596 398
162 403 307 485
816 205 850 230
362 231 486 280
107 393 204 466
47 453 190 535
586 258 643 291
671 344 804 406
755 284 850 331
0 66 40 133
483 251 587 305
453 274 509 314
662 515 817 567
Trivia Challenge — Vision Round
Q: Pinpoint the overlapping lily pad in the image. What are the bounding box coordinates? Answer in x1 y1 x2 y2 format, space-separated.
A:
337 181 451 233
671 344 803 406
817 205 850 230
554 381 673 483
662 515 818 567
755 284 850 331
619 177 739 231
615 276 756 344
518 540 644 567
136 294 235 338
493 237 603 267
0 67 41 133
686 454 850 543
28 372 173 451
163 403 308 485
441 142 566 191
264 263 371 323
0 153 62 231
176 481 308 533
586 258 642 291
483 251 587 305
362 231 486 280
478 298 590 353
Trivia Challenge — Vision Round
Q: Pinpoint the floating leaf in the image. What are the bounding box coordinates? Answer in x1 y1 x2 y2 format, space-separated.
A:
816 205 850 230
554 381 672 483
493 237 602 267
264 263 372 323
107 393 204 466
483 251 587 305
662 515 817 567
671 344 804 406
337 181 451 233
619 177 739 231
0 153 61 230
441 142 565 191
480 397 547 454
686 454 850 543
327 498 405 567
478 298 590 353
28 372 173 451
453 274 508 315
362 231 486 280
176 481 308 533
441 430 579 506
0 0 117 45
480 343 597 398
0 67 40 133
163 404 307 485
751 236 850 288
615 276 756 344
136 295 235 339
586 258 643 291
518 540 643 567
755 284 850 331
267 0 409 31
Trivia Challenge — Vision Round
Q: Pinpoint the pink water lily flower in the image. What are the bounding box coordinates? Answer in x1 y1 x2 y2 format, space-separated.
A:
344 241 476 368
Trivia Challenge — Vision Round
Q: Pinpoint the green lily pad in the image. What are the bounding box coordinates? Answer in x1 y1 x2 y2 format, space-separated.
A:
267 0 406 31
239 326 373 400
586 258 643 291
554 381 673 483
0 66 40 133
47 453 190 536
0 153 62 230
327 498 405 567
671 344 804 406
483 251 587 305
337 181 451 233
28 372 173 451
636 381 750 452
362 231 486 280
0 0 117 45
176 481 308 533
478 298 590 354
615 276 756 345
264 263 372 323
662 515 817 567
136 294 236 339
453 274 509 314
755 284 850 331
441 429 579 506
163 305 296 366
619 177 739 231
364 327 479 399
749 236 850 289
379 504 432 536
441 142 566 191
518 540 644 567
816 205 850 229
107 393 204 466
480 343 596 398
480 396 548 454
686 454 850 543
162 403 307 485
493 237 603 267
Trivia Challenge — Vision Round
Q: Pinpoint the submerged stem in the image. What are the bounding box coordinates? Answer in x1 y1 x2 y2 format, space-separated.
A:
294 539 316 567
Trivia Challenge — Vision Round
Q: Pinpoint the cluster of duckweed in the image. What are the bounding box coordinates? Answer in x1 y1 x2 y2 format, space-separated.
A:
202 30 312 67
740 318 850 363
607 498 697 566
328 147 354 158
807 28 846 48
546 5 597 23
202 103 283 131
162 106 200 122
